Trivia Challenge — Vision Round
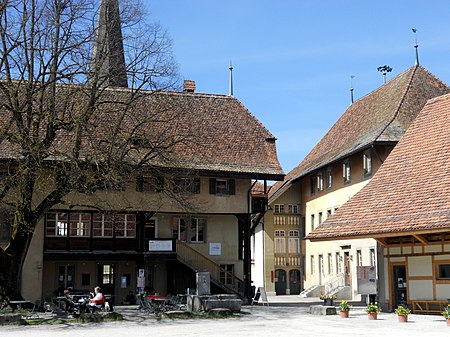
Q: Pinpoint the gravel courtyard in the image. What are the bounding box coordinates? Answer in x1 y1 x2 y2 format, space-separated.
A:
2 299 450 337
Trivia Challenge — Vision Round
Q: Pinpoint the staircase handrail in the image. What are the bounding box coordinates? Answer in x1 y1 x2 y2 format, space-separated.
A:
176 241 244 297
324 273 345 295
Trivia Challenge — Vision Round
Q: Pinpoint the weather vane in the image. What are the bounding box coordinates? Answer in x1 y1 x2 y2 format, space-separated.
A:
377 65 392 84
412 28 419 65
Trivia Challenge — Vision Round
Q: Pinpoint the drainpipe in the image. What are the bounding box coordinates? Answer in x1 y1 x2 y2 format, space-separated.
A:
243 180 258 303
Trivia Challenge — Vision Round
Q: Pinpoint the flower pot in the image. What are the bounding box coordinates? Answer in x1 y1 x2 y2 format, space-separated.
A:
368 312 378 320
446 318 450 326
398 314 408 323
339 310 349 318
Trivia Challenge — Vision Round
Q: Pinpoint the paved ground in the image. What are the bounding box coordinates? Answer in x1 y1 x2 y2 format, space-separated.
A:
2 296 450 336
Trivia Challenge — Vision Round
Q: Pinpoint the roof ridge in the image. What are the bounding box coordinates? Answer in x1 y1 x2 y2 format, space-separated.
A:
372 65 419 142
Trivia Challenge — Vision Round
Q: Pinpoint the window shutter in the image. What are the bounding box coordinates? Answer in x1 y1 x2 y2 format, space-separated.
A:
193 178 201 194
228 179 235 195
209 178 216 194
136 176 143 192
156 177 164 192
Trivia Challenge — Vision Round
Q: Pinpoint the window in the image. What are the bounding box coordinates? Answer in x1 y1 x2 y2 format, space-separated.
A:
93 214 113 237
317 171 324 191
101 264 114 285
70 212 91 237
311 255 315 274
370 249 376 267
274 230 286 253
343 159 351 183
327 209 332 218
209 178 235 195
326 166 332 189
115 214 136 238
356 249 362 266
46 212 68 237
318 211 323 225
336 252 341 274
364 150 372 176
190 218 206 243
310 175 316 195
0 211 11 242
172 217 206 243
328 253 333 274
438 264 450 279
288 204 298 214
319 255 324 275
310 214 315 231
288 230 300 254
172 217 186 241
174 177 200 194
274 204 285 214
57 264 74 290
137 176 164 192
220 264 234 285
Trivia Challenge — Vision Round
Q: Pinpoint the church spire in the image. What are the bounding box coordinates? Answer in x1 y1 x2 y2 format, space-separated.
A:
92 0 128 87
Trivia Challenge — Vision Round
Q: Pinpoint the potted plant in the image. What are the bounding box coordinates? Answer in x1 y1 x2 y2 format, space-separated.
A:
442 304 450 326
319 294 336 306
394 305 411 322
338 300 351 318
365 302 382 320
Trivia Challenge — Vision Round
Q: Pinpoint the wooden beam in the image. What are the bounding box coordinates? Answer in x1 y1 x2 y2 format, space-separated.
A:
376 238 388 247
413 234 428 244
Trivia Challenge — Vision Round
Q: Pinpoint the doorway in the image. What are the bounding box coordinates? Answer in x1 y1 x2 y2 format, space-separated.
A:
97 264 115 295
289 269 301 295
392 265 407 308
344 252 351 286
275 269 286 295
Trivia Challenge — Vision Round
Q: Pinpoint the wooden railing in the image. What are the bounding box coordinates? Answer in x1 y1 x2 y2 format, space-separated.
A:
176 241 244 297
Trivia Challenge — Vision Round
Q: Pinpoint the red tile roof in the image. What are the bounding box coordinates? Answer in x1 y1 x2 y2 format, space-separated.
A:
307 93 450 241
0 86 284 179
270 65 449 201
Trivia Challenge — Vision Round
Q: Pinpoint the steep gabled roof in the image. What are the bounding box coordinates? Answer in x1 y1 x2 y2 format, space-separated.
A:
307 93 450 241
270 65 449 201
0 86 284 179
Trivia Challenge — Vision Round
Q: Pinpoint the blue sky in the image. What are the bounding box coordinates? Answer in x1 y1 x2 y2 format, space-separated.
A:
148 0 450 174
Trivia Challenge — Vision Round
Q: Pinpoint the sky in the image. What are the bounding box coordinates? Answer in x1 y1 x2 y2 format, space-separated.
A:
147 0 450 174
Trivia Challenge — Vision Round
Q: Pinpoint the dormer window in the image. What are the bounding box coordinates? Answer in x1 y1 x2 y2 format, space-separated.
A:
363 150 372 176
343 159 351 183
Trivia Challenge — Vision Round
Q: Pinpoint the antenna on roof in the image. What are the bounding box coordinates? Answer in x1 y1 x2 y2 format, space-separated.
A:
229 61 234 96
377 65 392 84
350 75 355 104
412 28 420 65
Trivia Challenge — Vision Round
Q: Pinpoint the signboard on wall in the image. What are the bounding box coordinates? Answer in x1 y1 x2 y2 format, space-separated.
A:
209 242 221 256
357 266 377 294
149 240 173 251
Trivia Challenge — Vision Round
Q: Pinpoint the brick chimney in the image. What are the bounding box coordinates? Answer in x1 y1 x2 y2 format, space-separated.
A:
183 80 196 92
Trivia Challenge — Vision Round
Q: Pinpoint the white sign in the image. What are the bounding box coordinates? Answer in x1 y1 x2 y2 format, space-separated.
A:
209 242 221 256
149 240 173 251
137 276 145 288
357 266 377 294
138 269 145 277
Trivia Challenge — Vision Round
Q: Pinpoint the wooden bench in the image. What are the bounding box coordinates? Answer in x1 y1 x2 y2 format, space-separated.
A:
411 300 448 314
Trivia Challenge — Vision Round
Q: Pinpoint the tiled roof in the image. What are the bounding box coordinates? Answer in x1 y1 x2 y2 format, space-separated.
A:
0 86 284 179
269 65 449 201
307 93 450 240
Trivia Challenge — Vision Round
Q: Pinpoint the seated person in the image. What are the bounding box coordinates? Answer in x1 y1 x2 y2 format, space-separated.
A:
88 286 105 312
62 289 75 313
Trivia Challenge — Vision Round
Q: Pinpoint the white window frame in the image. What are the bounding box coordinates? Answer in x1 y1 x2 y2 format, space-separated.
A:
364 150 372 176
190 218 206 243
370 248 376 267
275 230 286 253
343 159 351 183
317 171 324 191
326 166 332 189
356 249 362 266
328 253 333 274
311 214 315 231
274 204 285 214
288 204 298 214
288 230 300 254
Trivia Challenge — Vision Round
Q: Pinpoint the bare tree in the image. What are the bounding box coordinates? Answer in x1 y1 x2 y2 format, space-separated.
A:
0 0 184 300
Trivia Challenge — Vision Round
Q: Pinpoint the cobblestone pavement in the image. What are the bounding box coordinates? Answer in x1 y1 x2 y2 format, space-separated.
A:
2 296 450 337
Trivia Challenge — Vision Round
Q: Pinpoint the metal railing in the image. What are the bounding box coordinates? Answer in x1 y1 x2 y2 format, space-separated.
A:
176 241 244 297
324 273 345 295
